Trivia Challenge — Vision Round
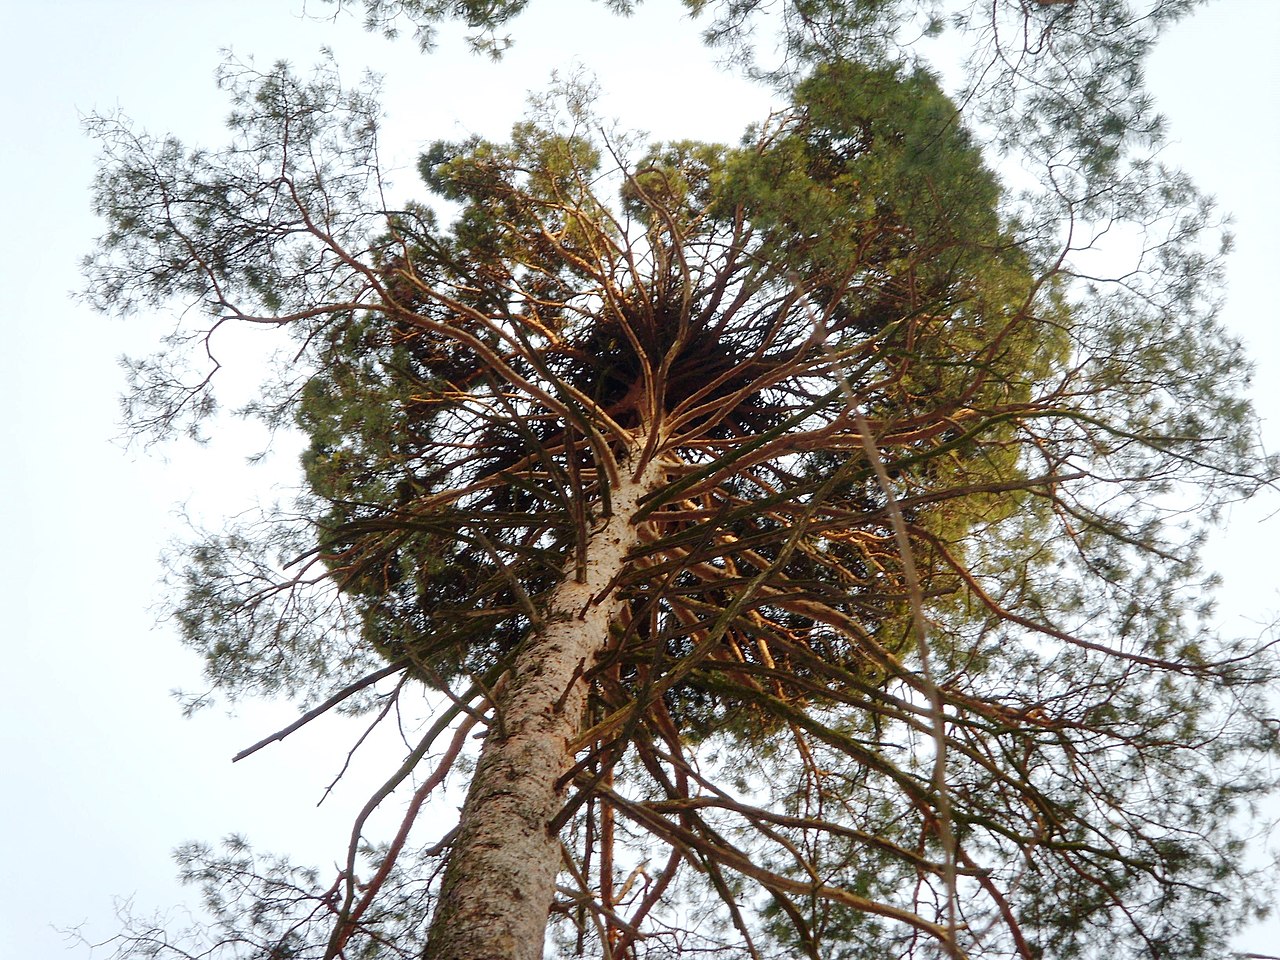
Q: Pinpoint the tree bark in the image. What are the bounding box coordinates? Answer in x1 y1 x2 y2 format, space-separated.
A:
424 453 666 960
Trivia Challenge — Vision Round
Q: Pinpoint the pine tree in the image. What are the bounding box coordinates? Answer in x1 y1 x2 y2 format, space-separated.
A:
84 3 1278 958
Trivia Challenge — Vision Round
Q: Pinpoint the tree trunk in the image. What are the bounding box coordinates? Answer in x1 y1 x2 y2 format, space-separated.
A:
424 453 666 960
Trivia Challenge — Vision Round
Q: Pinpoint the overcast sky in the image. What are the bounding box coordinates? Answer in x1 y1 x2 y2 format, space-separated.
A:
1 0 1277 956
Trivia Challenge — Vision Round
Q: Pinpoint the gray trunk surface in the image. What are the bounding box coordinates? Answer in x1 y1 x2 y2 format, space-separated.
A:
424 454 666 960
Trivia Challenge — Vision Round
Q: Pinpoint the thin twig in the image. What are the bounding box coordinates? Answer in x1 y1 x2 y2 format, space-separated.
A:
799 279 961 957
233 660 407 762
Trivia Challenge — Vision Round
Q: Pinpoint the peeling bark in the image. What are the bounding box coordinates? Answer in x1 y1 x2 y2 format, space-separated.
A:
424 454 667 960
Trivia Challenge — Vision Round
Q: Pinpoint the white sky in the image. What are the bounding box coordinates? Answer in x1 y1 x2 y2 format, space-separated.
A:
0 0 1276 956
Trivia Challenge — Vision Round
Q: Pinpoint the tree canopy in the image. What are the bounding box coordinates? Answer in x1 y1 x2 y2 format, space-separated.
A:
83 2 1278 959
